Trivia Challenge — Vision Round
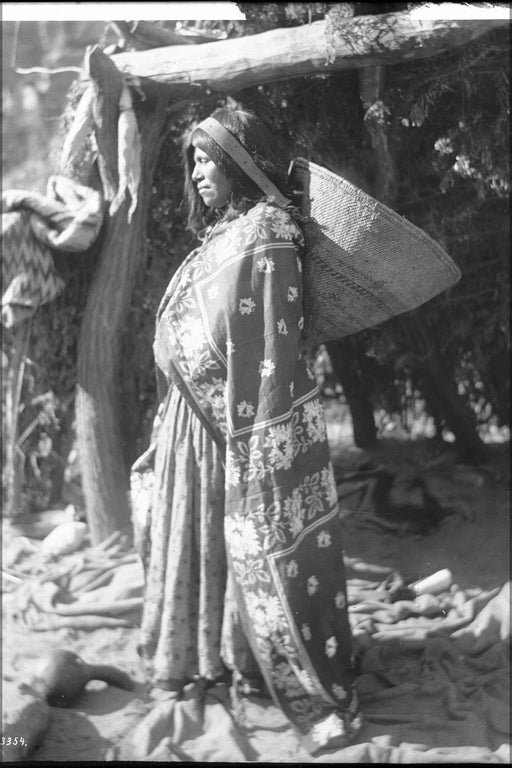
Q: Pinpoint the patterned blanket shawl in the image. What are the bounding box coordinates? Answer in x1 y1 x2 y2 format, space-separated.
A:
151 202 362 753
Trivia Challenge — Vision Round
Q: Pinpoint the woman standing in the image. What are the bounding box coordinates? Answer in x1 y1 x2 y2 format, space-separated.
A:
130 107 362 754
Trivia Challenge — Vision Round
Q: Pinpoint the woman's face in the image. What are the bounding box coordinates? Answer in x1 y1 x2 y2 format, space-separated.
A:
191 145 233 208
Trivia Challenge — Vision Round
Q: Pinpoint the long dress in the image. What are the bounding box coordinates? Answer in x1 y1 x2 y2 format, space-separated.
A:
130 201 362 754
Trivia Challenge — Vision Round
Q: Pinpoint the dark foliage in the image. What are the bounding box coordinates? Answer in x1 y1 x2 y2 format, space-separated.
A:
230 7 510 439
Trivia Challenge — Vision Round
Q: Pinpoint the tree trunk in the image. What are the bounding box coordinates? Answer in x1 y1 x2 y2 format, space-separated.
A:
110 12 507 92
401 319 489 463
326 338 378 449
359 65 488 462
75 94 169 544
2 320 32 518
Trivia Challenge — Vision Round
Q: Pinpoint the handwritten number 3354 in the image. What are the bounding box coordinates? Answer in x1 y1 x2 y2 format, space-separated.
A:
2 737 26 746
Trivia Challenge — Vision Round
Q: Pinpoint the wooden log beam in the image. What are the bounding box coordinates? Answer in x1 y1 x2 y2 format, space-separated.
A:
110 11 507 92
85 44 208 104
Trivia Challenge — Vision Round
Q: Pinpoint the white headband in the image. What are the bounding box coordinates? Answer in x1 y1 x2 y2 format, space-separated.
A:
195 117 291 207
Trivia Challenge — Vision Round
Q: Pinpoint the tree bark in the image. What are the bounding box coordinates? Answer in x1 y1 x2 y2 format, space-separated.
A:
75 91 170 544
2 320 32 518
326 338 378 449
400 319 489 463
110 12 507 92
359 65 398 205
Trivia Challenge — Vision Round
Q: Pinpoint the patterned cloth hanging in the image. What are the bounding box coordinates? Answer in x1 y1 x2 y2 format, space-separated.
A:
1 176 104 327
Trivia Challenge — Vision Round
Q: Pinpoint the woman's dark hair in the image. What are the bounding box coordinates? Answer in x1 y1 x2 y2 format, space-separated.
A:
182 107 291 236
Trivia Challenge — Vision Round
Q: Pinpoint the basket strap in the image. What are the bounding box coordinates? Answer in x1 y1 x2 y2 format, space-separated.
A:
195 117 291 207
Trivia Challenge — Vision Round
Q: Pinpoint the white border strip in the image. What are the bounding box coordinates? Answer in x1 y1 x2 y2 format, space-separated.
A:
408 3 511 20
1 2 246 22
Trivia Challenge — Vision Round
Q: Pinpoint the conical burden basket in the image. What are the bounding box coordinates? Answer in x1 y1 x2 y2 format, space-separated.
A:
289 157 461 346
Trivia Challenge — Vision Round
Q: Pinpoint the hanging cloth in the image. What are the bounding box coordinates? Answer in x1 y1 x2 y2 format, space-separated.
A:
1 176 104 327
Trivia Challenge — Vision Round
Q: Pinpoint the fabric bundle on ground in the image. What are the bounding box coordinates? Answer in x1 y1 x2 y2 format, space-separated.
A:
8 534 143 631
107 566 510 763
6 534 509 762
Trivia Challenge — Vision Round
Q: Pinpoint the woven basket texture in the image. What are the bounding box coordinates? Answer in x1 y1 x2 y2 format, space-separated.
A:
289 158 461 345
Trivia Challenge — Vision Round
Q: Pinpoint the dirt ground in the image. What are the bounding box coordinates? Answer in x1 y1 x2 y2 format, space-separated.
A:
2 429 510 762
